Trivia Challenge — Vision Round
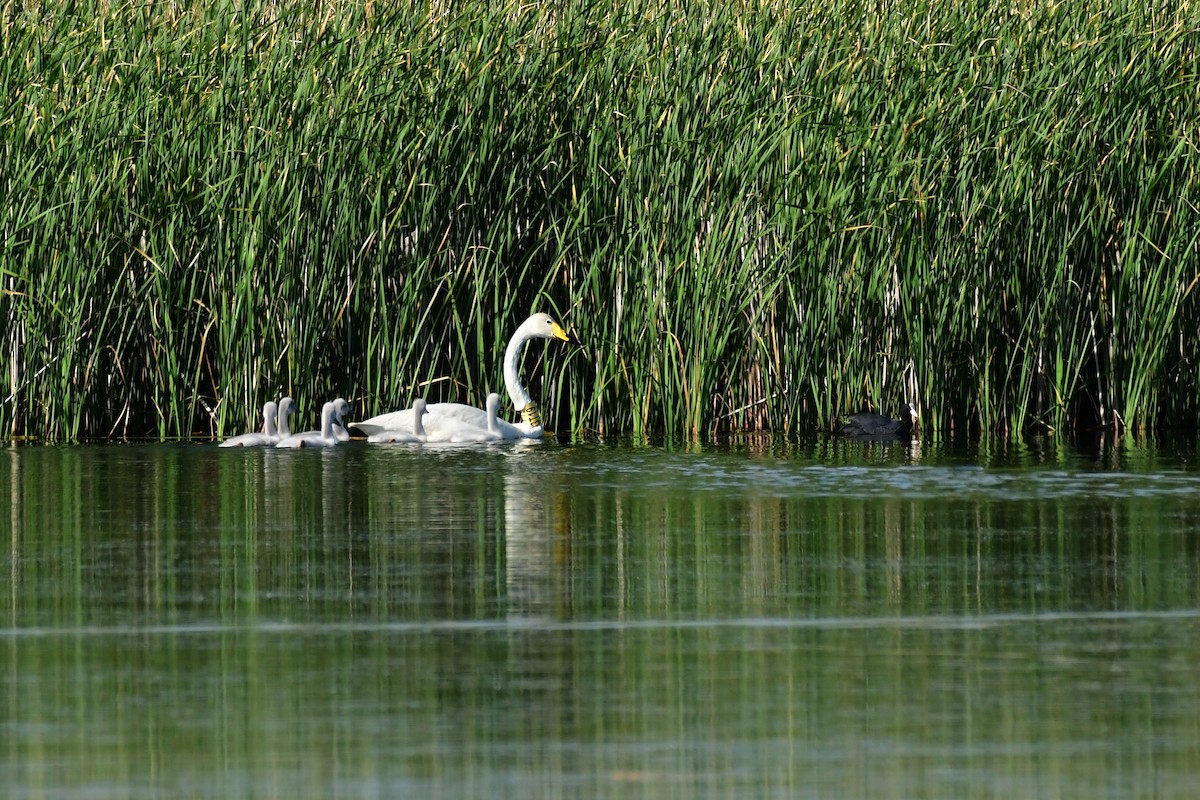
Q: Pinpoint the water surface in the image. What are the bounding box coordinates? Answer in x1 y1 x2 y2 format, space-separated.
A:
3 436 1199 798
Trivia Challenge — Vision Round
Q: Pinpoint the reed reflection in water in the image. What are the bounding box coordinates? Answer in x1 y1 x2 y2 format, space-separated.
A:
2 440 1200 798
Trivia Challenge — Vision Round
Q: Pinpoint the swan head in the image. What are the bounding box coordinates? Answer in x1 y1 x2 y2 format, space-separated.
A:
518 312 574 344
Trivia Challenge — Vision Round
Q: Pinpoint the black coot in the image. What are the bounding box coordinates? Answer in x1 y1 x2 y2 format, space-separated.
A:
837 402 919 437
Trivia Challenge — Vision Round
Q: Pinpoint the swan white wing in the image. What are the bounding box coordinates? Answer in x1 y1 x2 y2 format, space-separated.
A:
425 410 537 441
356 402 479 436
364 399 427 443
423 404 492 441
356 403 539 440
440 394 527 442
353 406 421 436
494 418 543 439
451 417 540 441
219 432 274 448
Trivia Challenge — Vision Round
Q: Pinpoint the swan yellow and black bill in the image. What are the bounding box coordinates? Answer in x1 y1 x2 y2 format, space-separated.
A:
551 321 578 345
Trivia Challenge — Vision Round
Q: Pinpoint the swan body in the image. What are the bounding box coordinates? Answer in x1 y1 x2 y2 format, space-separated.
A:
277 401 341 448
220 400 279 447
367 399 428 443
446 394 504 442
366 402 533 442
837 402 920 438
351 312 572 440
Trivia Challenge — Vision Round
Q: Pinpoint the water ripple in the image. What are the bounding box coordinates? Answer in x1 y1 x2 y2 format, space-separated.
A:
5 609 1199 638
559 450 1200 501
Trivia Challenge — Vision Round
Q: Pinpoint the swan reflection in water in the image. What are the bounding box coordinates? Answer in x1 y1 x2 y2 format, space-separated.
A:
502 444 568 621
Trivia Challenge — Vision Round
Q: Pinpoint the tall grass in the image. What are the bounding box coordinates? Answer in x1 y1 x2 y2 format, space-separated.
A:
2 0 1197 440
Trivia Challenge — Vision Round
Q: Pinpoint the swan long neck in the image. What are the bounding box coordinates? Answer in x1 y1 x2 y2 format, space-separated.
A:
263 402 278 437
503 330 534 412
412 402 427 437
487 395 500 434
320 403 335 438
277 398 294 437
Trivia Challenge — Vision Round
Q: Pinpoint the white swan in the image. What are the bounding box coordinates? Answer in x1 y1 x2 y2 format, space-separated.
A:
272 396 296 441
367 399 428 443
276 401 341 448
445 394 504 442
330 398 352 441
351 312 572 440
220 400 279 447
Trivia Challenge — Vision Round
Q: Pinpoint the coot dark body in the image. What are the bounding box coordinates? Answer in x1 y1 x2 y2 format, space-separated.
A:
837 402 919 438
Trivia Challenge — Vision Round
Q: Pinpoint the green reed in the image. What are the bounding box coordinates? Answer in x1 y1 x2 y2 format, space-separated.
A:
2 0 1197 440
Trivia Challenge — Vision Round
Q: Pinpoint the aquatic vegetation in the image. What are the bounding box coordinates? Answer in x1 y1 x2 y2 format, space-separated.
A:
2 0 1196 440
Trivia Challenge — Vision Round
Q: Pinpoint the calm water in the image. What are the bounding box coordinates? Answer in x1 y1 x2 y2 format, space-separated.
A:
3 436 1200 798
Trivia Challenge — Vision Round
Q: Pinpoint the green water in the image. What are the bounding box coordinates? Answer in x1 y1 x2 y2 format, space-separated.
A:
3 438 1200 798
